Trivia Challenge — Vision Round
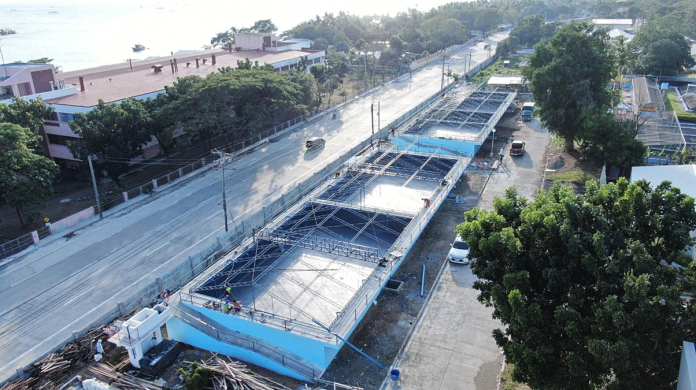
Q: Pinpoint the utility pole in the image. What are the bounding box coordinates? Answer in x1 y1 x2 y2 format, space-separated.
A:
377 101 380 131
87 155 103 219
371 103 374 136
441 48 447 89
212 149 236 232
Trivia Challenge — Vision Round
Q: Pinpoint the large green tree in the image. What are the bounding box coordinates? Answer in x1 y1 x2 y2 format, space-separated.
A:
509 14 558 46
457 180 696 390
69 99 152 187
523 22 615 151
579 110 646 167
0 123 59 226
0 97 55 136
629 23 695 76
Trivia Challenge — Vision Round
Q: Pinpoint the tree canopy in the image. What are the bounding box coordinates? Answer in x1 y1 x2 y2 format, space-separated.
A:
523 22 615 151
69 99 152 187
629 23 695 76
0 97 55 136
457 180 696 390
0 123 59 226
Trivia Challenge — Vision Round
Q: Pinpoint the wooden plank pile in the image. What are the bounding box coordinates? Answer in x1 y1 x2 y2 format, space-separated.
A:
195 356 292 390
84 363 164 390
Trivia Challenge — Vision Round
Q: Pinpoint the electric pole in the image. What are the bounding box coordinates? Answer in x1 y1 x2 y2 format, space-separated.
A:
441 48 447 89
212 149 236 232
87 155 103 219
371 103 374 136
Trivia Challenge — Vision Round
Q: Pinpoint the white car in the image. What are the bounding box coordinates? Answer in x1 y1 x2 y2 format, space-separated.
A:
448 235 470 264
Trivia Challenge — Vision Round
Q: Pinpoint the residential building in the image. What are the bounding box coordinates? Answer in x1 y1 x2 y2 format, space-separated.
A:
1 46 325 168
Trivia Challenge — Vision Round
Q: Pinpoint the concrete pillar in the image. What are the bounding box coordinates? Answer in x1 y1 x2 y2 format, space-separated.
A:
201 157 206 165
72 330 79 341
117 301 126 316
154 327 163 343
178 168 184 177
16 367 25 380
151 179 158 189
31 231 39 244
122 191 129 202
156 277 163 293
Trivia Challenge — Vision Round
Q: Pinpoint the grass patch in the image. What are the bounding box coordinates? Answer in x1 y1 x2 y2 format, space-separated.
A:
547 168 595 183
470 56 527 84
666 90 696 123
500 364 532 390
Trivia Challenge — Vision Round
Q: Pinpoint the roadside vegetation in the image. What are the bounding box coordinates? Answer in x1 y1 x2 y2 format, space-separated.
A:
665 90 696 123
457 180 696 390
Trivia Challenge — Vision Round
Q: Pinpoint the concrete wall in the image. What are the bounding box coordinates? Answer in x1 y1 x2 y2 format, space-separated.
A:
181 303 338 368
50 207 95 234
167 317 308 380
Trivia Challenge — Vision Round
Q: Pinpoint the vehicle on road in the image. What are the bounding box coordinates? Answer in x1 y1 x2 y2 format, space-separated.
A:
510 140 525 156
521 102 535 121
448 235 470 264
306 137 325 150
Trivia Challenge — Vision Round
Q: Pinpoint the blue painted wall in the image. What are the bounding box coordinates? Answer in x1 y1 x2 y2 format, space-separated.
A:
394 136 481 156
167 316 312 381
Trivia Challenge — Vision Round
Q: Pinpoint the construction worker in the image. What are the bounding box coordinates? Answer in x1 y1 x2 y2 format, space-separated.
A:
233 300 242 313
225 285 232 298
222 300 231 314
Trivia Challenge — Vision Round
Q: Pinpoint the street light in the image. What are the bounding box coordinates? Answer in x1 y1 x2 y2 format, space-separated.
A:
490 129 496 157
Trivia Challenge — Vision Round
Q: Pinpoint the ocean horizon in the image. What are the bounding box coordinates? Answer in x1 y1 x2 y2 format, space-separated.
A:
0 0 460 72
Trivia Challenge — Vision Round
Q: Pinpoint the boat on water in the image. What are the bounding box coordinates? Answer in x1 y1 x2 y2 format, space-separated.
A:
132 44 146 52
0 28 17 36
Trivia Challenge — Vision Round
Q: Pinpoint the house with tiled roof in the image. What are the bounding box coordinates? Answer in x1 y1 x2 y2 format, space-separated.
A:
1 41 324 168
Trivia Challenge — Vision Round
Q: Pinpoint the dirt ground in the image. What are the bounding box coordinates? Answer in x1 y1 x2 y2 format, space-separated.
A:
541 136 603 195
320 171 489 389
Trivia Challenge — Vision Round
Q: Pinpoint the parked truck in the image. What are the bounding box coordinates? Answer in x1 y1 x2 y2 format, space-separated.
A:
521 102 535 121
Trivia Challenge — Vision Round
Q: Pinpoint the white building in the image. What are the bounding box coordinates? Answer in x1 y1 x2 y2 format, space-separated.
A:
2 47 325 168
592 18 634 32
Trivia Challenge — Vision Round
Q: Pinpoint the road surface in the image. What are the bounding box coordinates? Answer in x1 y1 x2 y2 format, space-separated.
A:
0 32 508 383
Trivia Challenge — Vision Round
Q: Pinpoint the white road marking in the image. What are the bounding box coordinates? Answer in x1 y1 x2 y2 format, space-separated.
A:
62 286 97 306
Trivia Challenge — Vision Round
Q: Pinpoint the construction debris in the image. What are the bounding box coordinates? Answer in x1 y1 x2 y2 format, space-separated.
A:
84 363 163 390
192 355 292 390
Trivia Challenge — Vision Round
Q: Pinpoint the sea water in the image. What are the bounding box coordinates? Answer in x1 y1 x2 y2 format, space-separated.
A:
0 0 451 72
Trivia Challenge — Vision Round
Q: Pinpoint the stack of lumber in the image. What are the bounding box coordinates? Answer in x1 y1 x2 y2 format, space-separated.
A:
85 363 164 390
0 378 37 390
196 356 292 390
0 308 136 390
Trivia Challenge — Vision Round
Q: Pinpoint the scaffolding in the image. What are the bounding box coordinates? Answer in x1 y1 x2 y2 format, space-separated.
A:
402 86 517 143
184 140 469 342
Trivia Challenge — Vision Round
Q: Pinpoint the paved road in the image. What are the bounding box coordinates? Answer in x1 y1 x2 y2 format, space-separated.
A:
0 32 508 382
383 116 550 390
